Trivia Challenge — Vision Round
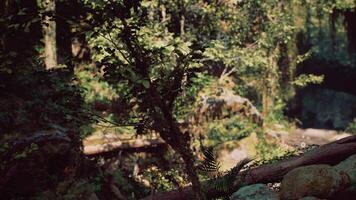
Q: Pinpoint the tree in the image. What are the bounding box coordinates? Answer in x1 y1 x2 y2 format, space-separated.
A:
83 0 296 198
39 0 58 69
84 1 206 198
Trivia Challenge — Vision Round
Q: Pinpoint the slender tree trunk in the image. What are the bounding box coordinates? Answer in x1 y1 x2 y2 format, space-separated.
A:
179 2 185 36
153 101 204 200
262 85 270 119
345 9 356 51
330 11 337 54
160 4 168 34
180 15 185 35
262 49 278 120
0 0 12 17
0 0 13 51
41 0 57 69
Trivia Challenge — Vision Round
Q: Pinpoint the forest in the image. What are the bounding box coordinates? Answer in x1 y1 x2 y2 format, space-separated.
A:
1 0 356 199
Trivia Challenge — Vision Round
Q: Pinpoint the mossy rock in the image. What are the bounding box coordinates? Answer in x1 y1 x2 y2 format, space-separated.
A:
280 165 345 200
334 154 356 185
231 184 279 200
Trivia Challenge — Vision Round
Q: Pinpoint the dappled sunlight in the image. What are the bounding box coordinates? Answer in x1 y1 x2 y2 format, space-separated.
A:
1 0 356 199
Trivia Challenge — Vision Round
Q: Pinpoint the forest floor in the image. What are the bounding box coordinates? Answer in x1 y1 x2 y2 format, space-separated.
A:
83 128 352 157
277 128 351 148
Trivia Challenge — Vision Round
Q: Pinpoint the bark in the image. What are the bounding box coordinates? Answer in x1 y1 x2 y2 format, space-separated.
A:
345 9 356 51
179 2 185 36
117 19 204 199
180 15 185 35
157 122 204 200
0 0 14 51
41 0 58 69
330 11 337 54
83 139 167 157
142 135 356 200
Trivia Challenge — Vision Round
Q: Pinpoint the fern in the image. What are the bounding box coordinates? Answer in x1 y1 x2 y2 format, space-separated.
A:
198 147 221 173
203 158 252 199
198 146 252 198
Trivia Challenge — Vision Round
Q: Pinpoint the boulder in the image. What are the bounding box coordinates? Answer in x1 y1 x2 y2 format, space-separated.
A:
231 184 279 200
190 86 262 126
299 197 325 200
331 155 356 200
280 165 348 200
334 154 356 185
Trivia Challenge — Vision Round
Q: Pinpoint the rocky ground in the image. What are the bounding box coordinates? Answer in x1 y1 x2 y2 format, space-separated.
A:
231 154 356 200
275 128 351 148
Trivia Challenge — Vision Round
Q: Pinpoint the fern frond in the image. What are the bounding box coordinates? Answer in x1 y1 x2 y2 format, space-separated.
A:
198 147 221 173
228 158 252 178
204 158 252 197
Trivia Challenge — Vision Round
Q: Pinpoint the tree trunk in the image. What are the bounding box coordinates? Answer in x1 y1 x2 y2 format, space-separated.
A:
0 0 14 51
83 138 167 157
157 119 204 200
143 135 356 200
41 0 57 69
345 9 356 51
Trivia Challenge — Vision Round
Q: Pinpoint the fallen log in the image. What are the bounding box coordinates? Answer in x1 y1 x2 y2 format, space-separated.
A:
143 135 356 200
84 138 167 157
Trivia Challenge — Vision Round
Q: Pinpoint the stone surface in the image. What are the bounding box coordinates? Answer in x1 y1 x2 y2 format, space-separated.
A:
274 128 351 148
298 197 324 200
280 165 344 200
334 154 356 185
190 85 262 125
231 184 279 200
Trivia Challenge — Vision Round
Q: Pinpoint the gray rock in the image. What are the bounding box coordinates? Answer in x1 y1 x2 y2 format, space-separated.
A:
298 197 324 200
280 165 344 200
190 87 262 125
231 184 279 200
334 154 356 185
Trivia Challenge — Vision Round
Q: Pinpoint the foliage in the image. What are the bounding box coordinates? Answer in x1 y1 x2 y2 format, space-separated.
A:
296 0 356 66
0 68 90 136
346 119 356 134
0 0 42 72
256 134 295 164
142 167 185 192
1 0 356 199
174 73 213 119
37 179 96 200
292 74 324 88
75 66 118 104
203 158 251 197
265 98 288 125
206 116 256 147
110 169 151 199
198 148 221 175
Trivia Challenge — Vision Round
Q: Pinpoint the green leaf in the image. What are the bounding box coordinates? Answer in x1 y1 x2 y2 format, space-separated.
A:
142 80 150 89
